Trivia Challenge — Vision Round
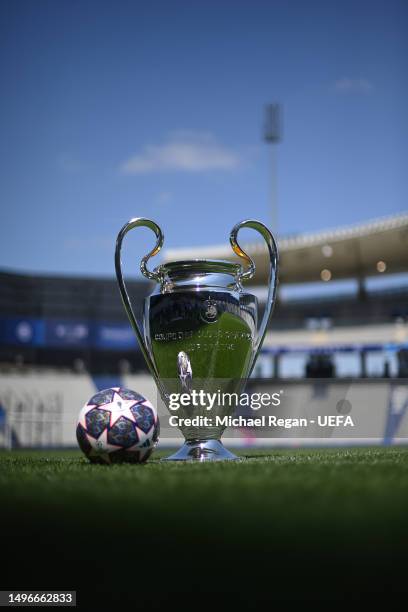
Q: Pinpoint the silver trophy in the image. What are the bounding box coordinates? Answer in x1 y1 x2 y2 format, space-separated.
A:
115 218 279 461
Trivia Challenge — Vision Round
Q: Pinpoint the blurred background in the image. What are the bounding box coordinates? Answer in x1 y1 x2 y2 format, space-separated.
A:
0 0 407 448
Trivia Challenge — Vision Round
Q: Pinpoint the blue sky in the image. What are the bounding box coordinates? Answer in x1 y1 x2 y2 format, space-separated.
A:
0 0 407 278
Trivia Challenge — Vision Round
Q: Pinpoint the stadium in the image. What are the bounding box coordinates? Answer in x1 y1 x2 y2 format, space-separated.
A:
1 214 408 604
1 1 408 605
1 213 407 449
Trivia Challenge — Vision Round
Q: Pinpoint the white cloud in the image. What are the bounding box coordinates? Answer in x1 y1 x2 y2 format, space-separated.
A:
333 78 373 93
120 132 241 174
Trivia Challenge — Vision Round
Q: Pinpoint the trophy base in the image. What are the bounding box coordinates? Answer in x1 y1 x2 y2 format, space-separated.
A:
163 439 239 462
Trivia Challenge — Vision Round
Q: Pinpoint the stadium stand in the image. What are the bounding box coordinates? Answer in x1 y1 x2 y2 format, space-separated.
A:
165 214 408 378
1 214 408 447
0 271 151 372
1 214 408 377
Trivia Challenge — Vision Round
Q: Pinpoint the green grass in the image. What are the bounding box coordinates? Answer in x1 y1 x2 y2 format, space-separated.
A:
1 446 408 602
2 446 408 543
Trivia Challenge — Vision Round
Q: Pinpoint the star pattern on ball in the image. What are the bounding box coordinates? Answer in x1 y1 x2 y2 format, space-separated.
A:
86 429 123 461
130 404 155 434
107 416 139 448
88 388 116 407
85 407 111 438
108 392 142 428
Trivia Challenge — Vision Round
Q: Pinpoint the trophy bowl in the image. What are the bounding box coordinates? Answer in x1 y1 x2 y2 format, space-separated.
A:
115 218 278 461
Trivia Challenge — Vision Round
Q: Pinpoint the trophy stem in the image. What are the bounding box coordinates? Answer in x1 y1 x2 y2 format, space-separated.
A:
163 439 239 462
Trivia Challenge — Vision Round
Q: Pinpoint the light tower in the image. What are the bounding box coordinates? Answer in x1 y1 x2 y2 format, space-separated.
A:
264 103 282 234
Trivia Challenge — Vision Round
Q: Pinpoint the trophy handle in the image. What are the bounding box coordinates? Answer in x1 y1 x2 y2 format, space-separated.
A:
115 218 164 383
230 219 279 375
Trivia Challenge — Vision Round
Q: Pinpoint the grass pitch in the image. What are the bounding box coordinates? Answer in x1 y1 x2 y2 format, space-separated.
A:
1 446 408 603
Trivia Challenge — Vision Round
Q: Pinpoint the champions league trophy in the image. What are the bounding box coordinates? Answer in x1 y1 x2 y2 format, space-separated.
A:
115 218 279 461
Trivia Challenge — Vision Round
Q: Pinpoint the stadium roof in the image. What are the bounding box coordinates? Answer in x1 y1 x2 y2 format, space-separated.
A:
164 214 408 285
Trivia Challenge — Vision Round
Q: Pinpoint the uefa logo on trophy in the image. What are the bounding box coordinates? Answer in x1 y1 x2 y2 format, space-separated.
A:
115 218 279 461
201 299 218 323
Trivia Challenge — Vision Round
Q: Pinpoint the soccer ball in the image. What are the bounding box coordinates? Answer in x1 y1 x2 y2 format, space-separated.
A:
76 387 159 464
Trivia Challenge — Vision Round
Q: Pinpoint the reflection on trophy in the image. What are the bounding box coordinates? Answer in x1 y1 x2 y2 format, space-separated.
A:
115 218 279 461
177 351 192 393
